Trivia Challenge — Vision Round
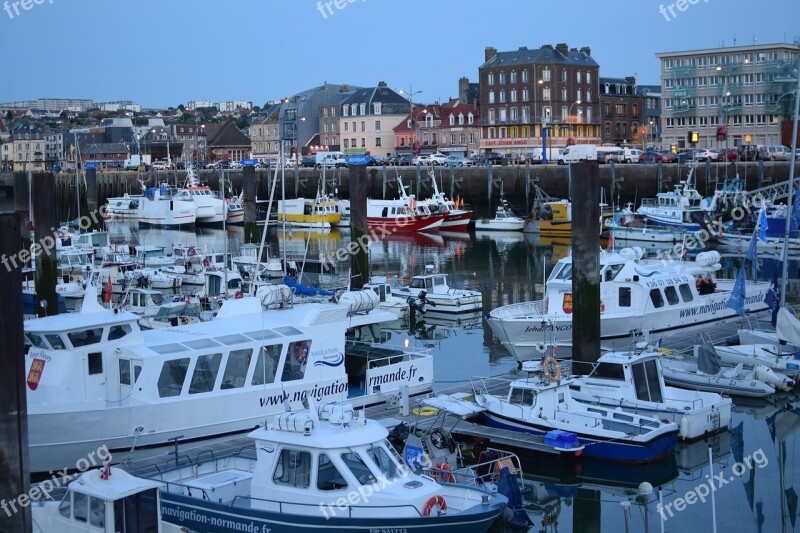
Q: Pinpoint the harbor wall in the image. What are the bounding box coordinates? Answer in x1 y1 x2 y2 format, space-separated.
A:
0 161 792 221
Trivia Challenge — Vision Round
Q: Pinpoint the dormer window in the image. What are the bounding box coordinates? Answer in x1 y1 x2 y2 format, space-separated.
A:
359 103 366 115
467 113 474 124
458 113 464 125
449 114 455 126
350 104 357 116
373 102 381 115
342 105 349 117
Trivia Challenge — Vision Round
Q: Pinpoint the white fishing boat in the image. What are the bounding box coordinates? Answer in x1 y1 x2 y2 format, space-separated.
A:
363 276 411 320
605 206 688 245
472 361 679 464
391 264 483 316
569 350 732 441
474 199 524 232
705 342 800 379
367 196 446 233
106 183 197 227
660 343 794 397
149 401 508 533
486 248 771 361
134 245 175 267
225 192 245 225
635 168 714 232
124 267 183 291
738 307 800 351
183 167 225 225
23 282 434 474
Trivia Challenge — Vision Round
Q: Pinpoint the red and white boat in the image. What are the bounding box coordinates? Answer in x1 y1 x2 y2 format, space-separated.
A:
367 195 445 233
416 171 473 230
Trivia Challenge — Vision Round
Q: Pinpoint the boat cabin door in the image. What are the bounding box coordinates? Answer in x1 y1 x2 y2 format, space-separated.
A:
630 360 664 403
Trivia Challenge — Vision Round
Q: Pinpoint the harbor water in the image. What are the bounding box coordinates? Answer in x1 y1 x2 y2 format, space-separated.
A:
6 190 800 531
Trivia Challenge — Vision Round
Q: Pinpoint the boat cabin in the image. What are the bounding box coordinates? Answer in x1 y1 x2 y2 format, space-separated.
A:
135 246 172 266
33 467 162 533
578 352 666 404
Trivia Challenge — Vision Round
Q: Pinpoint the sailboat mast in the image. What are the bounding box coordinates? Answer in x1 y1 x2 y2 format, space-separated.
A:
780 62 800 307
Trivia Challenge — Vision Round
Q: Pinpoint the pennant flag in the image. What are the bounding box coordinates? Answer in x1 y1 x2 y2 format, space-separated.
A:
746 230 758 261
104 274 113 304
726 267 746 317
656 337 663 349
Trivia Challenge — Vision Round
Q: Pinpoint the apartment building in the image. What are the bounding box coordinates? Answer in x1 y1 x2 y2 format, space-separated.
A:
336 83 410 157
657 42 800 149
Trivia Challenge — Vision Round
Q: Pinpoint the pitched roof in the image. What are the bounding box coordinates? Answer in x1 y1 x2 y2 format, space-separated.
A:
341 86 410 115
206 121 250 147
82 143 129 155
481 45 599 69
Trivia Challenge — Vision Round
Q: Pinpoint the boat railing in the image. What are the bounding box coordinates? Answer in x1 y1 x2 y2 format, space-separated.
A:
469 376 527 419
348 340 432 360
489 300 543 319
421 447 525 487
661 394 712 410
638 199 660 208
229 494 429 517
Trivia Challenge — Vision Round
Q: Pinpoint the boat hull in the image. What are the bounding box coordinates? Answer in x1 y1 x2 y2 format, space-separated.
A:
487 284 771 361
367 214 445 233
160 490 506 533
441 211 473 230
479 410 678 464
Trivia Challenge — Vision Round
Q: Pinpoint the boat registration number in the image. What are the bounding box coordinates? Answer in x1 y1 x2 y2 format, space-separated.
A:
706 377 737 386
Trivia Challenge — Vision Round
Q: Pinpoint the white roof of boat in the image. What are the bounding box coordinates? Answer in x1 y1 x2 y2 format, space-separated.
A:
122 300 395 357
597 351 661 364
66 468 162 500
250 418 389 449
421 394 484 416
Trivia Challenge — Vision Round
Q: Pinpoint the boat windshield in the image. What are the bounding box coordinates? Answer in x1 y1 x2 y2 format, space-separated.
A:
509 387 536 406
366 443 403 480
548 263 572 282
340 451 377 485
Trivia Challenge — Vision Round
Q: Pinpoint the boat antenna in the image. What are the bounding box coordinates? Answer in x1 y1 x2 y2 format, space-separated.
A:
252 152 281 296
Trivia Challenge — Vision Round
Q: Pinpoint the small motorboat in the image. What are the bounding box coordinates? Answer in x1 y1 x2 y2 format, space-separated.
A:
150 401 508 533
660 343 794 397
472 360 679 464
569 350 732 441
474 199 524 232
391 265 482 316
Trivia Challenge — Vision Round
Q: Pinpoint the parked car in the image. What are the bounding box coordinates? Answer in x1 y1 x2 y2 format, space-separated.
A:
151 160 173 171
761 145 793 161
428 153 448 165
716 149 738 162
229 161 243 169
205 161 219 169
696 148 719 162
674 150 698 164
482 152 508 165
639 151 673 164
738 145 759 161
175 161 187 170
367 155 389 166
597 149 624 164
395 155 414 166
443 155 473 167
300 157 316 168
795 148 800 160
412 155 429 165
215 161 231 170
257 161 272 169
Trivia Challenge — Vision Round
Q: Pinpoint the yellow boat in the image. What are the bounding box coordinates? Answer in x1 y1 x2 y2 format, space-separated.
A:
537 200 573 237
276 197 342 228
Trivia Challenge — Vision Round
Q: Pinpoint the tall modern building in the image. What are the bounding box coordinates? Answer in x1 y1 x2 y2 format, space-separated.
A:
478 44 601 155
657 43 799 150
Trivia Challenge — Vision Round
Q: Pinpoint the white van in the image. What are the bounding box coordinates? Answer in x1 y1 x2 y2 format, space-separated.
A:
315 151 348 168
622 148 643 163
528 147 563 164
557 145 597 165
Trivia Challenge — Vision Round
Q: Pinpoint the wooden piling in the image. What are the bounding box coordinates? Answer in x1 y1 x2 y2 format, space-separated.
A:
242 165 257 244
32 173 59 317
12 172 28 213
0 212 32 533
571 162 600 375
348 161 369 290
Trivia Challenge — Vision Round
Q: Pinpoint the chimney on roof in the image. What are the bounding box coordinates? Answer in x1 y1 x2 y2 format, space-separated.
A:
580 46 592 57
570 48 578 52
518 46 528 51
625 76 637 85
556 43 569 57
485 47 497 62
378 81 387 88
542 44 554 50
340 85 349 92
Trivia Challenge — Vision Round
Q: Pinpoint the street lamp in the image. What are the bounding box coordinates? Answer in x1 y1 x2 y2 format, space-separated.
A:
411 108 428 153
567 100 582 138
538 77 571 163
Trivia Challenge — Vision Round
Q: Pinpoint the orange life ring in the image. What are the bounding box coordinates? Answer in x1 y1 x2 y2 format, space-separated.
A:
423 495 447 517
543 356 561 383
234 291 244 299
433 463 455 483
188 247 197 257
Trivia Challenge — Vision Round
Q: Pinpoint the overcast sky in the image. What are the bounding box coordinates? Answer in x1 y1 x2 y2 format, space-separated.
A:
2 0 798 108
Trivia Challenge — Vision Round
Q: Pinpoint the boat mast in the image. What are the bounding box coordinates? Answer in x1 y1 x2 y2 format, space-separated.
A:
780 60 800 307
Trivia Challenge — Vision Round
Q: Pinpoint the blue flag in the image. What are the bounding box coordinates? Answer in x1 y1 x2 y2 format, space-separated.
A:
792 192 800 235
765 264 780 327
757 205 768 242
727 267 747 317
746 231 758 261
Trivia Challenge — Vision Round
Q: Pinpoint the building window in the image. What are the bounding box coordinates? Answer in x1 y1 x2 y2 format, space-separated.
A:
586 89 591 102
468 113 474 124
632 104 639 118
587 71 591 84
344 122 349 132
458 113 464 125
499 91 506 103
511 89 517 102
376 137 382 147
522 70 529 83
542 88 551 101
469 133 476 144
488 91 495 104
342 105 348 117
359 104 366 115
577 71 582 83
499 72 506 84
488 73 495 85
522 107 530 122
522 88 529 102
586 108 591 124
351 104 357 116
351 138 356 147
323 124 328 133
510 71 518 84
450 134 456 144
449 114 455 126
375 120 381 132
373 102 382 115
460 133 465 143
361 121 365 132
510 108 518 121
323 108 328 117
542 69 551 82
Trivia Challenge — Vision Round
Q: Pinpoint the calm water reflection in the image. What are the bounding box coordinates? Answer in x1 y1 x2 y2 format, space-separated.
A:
8 202 800 531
